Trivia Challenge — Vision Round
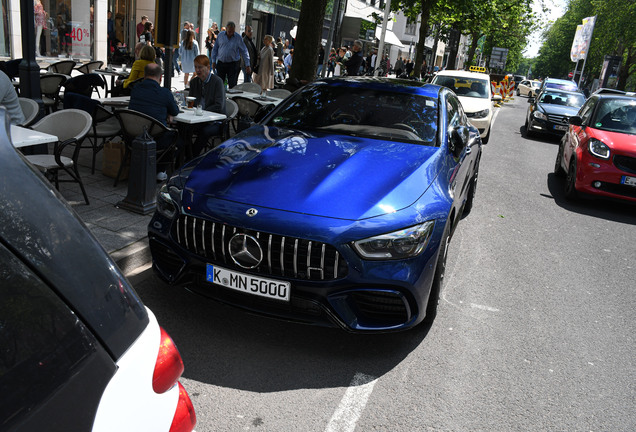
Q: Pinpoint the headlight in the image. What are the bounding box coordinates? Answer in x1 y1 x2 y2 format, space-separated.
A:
533 110 547 120
352 221 435 260
588 138 610 159
470 109 490 119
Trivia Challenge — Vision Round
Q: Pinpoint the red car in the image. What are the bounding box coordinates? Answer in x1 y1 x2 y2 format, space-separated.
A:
555 92 636 202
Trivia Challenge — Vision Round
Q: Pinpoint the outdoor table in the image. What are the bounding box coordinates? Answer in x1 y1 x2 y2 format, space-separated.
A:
95 68 130 97
173 108 226 163
96 96 130 107
10 124 58 148
227 91 284 106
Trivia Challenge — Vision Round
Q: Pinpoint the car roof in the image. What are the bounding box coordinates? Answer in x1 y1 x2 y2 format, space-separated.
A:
318 76 443 99
594 93 636 101
432 69 490 80
544 78 577 84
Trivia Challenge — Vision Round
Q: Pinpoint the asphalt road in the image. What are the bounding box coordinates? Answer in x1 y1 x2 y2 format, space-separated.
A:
134 96 636 431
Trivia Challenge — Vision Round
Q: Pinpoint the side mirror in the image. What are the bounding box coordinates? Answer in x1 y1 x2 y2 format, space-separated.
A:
449 125 469 158
569 115 583 126
254 104 276 123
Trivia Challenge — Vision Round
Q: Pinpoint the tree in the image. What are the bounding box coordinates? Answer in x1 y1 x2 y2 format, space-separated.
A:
289 0 330 82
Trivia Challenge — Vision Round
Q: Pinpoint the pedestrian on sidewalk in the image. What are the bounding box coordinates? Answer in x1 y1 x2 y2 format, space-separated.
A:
254 35 274 93
136 15 148 40
210 21 251 88
180 29 199 88
242 25 258 83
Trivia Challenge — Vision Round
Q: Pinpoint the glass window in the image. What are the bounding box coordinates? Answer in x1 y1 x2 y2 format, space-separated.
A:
37 0 94 58
593 98 636 134
1 0 9 56
579 98 597 124
267 83 439 144
433 75 489 99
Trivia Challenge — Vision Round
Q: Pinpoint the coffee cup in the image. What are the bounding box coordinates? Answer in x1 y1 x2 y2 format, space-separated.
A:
195 105 203 116
186 97 196 109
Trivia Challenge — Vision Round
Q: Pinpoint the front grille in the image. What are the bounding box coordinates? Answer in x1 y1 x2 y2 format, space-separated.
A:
174 214 348 281
614 155 636 175
547 114 568 124
595 181 636 199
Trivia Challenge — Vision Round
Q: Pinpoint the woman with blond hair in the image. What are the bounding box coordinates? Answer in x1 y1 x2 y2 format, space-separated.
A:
179 29 199 87
254 34 275 92
111 44 155 95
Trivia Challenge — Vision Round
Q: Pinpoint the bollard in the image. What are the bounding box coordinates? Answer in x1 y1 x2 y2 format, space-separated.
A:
117 127 157 214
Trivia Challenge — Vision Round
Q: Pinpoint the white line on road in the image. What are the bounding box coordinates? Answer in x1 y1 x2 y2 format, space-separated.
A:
325 372 378 432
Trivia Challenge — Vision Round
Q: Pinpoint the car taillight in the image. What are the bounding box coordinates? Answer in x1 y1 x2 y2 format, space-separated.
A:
153 327 185 393
169 382 197 432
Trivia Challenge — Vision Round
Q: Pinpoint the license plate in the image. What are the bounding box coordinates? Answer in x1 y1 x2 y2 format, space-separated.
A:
554 124 568 131
206 264 290 302
621 176 636 187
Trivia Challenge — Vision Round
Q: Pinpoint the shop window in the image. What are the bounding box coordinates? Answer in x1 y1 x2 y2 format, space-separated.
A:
37 0 94 58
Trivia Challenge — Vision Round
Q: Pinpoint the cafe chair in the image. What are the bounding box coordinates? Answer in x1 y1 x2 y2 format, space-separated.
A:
76 60 104 75
47 59 77 75
233 96 263 132
63 92 121 174
63 73 105 98
24 109 93 205
233 82 263 94
224 99 239 138
266 88 292 99
40 73 67 113
113 109 178 187
18 97 40 127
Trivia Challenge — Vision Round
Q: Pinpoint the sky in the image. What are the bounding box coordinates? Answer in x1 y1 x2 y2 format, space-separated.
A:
524 0 567 58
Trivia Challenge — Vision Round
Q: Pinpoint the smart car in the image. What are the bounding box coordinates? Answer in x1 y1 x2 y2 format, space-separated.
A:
525 88 586 138
0 110 196 432
431 69 500 143
555 93 636 202
148 78 482 332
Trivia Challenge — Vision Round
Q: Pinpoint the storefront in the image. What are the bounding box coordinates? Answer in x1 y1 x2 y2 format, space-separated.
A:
35 0 95 58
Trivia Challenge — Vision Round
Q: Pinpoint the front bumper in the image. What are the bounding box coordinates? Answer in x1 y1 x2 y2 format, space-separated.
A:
575 151 636 203
528 116 569 136
148 212 444 332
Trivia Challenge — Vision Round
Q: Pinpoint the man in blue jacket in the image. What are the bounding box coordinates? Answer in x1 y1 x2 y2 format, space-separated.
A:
210 21 251 88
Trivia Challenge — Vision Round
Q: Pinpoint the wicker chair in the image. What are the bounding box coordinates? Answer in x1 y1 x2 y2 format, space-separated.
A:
18 98 40 127
47 60 77 75
233 82 263 94
39 73 67 113
24 109 93 204
266 88 292 99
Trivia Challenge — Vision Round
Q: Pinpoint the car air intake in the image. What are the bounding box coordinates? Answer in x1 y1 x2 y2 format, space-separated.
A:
173 215 348 281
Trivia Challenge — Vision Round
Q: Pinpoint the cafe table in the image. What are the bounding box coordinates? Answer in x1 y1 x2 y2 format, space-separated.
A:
10 124 58 148
95 67 130 97
173 108 227 163
95 96 130 107
226 91 284 106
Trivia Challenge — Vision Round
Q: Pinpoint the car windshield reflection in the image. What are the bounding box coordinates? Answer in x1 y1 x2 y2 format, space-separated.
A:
594 99 636 134
266 85 439 145
433 76 489 99
539 91 585 108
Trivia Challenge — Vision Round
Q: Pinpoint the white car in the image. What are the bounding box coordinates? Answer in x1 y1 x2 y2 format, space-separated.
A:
517 79 541 97
431 70 501 143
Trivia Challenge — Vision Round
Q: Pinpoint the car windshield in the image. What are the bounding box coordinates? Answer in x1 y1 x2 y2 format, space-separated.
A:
539 91 585 108
433 75 489 99
266 84 438 145
531 82 541 88
593 98 636 134
546 82 578 92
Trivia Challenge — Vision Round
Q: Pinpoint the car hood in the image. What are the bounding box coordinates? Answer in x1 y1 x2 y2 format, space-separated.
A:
457 96 492 114
588 127 636 152
538 103 581 116
183 126 441 220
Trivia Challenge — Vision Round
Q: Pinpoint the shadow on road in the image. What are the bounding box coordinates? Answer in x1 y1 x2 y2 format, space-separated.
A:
519 125 563 144
136 273 431 392
545 172 636 225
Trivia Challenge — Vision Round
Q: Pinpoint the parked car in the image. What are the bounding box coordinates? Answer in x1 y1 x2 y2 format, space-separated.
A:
148 77 482 332
431 69 501 143
554 92 636 202
525 88 586 138
0 109 196 432
517 79 541 97
513 75 526 88
539 77 579 93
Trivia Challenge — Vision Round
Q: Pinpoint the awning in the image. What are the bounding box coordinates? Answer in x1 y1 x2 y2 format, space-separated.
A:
375 28 406 49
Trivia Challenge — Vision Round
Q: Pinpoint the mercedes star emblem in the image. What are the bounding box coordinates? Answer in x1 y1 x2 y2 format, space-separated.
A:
229 234 263 269
246 208 258 217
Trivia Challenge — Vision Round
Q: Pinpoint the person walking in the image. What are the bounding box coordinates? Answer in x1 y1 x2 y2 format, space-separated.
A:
205 27 216 58
254 34 274 93
136 15 148 40
210 21 251 88
327 48 336 77
316 44 325 77
344 40 363 76
180 29 199 88
242 25 258 83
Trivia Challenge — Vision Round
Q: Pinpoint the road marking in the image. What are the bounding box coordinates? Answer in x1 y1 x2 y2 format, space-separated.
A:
325 372 378 432
470 303 500 312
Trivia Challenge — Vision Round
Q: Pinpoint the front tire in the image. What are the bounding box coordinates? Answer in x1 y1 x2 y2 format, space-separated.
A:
564 157 578 200
482 126 491 144
425 223 451 324
463 168 479 216
525 117 534 138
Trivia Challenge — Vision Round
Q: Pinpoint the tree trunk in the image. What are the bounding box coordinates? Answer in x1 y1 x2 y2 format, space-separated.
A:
445 27 461 70
289 0 329 82
413 0 433 79
466 31 480 67
617 46 634 90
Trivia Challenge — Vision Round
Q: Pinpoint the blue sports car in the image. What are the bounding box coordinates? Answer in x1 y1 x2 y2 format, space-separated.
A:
148 77 482 332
